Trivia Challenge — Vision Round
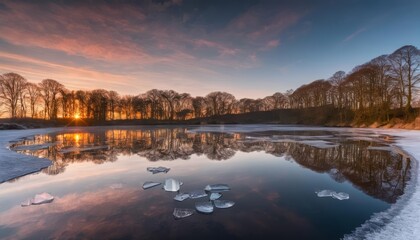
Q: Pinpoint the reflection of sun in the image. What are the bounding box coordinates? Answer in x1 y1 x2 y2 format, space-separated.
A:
74 134 80 146
74 113 80 119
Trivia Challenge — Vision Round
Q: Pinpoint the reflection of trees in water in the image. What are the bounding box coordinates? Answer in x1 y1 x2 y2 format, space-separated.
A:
284 142 410 203
16 129 410 203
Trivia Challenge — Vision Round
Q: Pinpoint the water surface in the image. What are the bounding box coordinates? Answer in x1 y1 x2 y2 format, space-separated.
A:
0 126 411 239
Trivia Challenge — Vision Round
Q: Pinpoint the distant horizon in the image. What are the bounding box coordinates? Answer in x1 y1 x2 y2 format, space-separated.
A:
1 0 419 98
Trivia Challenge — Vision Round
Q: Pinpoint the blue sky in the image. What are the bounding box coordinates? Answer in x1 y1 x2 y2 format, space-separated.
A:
0 0 419 98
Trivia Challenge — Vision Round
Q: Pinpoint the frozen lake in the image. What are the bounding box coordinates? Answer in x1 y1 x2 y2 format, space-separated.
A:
0 125 416 239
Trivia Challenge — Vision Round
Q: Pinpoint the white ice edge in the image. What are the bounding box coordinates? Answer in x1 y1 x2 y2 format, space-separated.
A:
1 125 419 239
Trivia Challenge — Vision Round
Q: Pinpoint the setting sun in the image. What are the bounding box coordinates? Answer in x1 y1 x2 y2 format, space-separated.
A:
74 114 80 119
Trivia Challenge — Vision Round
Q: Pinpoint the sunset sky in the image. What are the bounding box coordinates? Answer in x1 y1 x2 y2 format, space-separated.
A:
0 0 419 98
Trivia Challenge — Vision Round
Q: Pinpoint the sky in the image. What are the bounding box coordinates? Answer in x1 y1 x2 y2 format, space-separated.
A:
0 0 419 98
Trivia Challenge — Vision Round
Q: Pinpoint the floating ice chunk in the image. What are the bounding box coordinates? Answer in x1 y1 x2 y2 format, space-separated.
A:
59 145 108 153
110 183 123 189
21 192 54 207
147 166 170 174
316 190 335 198
173 208 194 219
189 190 207 199
12 143 56 151
316 190 349 200
21 199 32 207
195 201 214 214
32 193 55 205
332 192 350 200
142 181 161 189
174 193 190 202
214 200 235 209
163 178 181 192
210 192 222 200
204 184 230 192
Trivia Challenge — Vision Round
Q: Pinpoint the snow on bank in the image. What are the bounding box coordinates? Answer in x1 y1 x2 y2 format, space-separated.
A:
344 130 420 240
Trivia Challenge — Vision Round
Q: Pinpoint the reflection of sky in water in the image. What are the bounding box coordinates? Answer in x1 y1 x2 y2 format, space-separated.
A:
0 128 410 239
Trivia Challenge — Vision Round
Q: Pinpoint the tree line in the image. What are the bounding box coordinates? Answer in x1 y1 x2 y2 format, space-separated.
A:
0 45 419 122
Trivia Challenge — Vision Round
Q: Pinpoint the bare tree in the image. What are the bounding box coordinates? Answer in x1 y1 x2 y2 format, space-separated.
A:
389 45 420 112
39 79 64 119
26 82 41 118
108 90 119 120
0 73 27 118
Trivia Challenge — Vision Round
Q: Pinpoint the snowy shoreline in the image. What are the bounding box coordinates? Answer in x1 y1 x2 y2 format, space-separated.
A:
0 125 419 239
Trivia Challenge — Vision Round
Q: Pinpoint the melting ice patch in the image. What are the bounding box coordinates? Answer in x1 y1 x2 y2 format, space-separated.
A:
214 200 235 209
174 193 190 202
316 190 335 198
332 192 350 200
189 190 208 199
195 201 214 214
21 192 54 207
147 166 170 174
204 184 230 192
173 208 194 219
210 192 222 200
142 181 161 190
163 178 181 192
316 190 349 200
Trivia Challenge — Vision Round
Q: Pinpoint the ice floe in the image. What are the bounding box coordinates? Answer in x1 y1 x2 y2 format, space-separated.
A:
204 184 230 192
173 208 194 219
213 200 235 209
316 190 335 198
147 166 170 174
332 192 350 200
21 192 54 207
174 193 190 202
316 190 349 200
142 181 161 189
163 178 181 192
189 190 207 199
195 201 214 214
210 192 222 200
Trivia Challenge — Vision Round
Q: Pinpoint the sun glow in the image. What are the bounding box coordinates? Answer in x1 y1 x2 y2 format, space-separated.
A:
74 114 80 119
